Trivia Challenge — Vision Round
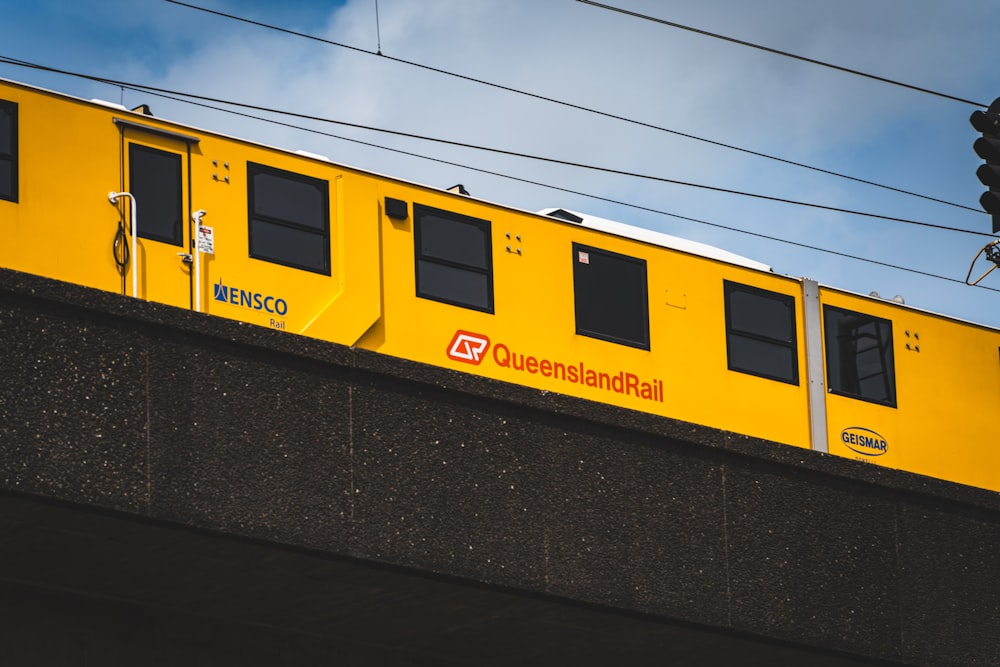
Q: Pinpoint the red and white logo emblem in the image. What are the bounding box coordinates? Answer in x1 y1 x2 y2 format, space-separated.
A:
447 330 491 365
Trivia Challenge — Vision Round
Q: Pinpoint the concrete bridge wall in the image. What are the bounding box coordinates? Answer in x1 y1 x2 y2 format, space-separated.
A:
0 269 997 665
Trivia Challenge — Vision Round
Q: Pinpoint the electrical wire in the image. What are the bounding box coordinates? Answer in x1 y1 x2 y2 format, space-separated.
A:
161 0 980 214
577 0 988 109
113 220 130 272
7 61 991 293
1 55 987 241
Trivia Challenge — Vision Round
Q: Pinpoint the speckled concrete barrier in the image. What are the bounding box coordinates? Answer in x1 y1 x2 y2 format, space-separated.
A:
0 267 996 666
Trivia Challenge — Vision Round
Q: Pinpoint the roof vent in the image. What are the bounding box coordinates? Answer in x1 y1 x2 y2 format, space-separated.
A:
546 208 584 224
869 291 906 304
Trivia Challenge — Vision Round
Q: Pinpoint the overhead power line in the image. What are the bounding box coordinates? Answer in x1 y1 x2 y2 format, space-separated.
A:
577 0 988 108
161 0 979 213
0 55 987 239
0 56 993 292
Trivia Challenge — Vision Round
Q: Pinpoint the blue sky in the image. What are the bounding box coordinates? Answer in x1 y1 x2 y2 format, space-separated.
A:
3 0 1000 326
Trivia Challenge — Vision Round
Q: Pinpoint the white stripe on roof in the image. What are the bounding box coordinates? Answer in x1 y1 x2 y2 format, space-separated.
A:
537 208 772 272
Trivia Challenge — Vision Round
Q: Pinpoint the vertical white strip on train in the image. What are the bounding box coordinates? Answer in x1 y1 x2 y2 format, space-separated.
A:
802 278 828 453
192 210 209 313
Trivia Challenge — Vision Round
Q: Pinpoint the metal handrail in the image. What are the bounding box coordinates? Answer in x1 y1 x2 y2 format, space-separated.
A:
109 191 138 298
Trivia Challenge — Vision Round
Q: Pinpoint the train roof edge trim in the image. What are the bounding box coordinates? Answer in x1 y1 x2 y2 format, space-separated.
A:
294 149 332 162
815 282 1000 332
4 77 775 273
88 98 129 111
15 77 998 331
537 208 773 272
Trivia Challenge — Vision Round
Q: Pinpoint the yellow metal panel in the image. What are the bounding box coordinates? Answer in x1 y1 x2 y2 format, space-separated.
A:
2 85 124 293
120 129 193 308
298 175 383 345
367 188 812 450
821 288 1000 491
0 80 383 346
189 143 382 345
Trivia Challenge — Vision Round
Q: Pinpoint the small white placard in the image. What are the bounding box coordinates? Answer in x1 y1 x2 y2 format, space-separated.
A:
197 224 215 255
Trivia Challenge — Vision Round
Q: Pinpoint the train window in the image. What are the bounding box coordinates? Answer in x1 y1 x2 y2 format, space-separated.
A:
129 144 183 246
0 99 17 203
572 243 649 350
824 305 896 407
248 162 330 275
414 204 494 312
724 281 798 384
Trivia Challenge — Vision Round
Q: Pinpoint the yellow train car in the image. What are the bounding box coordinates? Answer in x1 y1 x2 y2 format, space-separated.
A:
2 77 999 492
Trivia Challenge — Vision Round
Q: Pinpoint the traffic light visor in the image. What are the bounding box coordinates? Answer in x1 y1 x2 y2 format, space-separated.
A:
971 109 1000 135
975 136 1000 163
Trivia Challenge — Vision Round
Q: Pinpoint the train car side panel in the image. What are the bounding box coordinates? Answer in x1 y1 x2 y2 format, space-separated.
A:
1 84 128 296
820 288 1000 490
366 190 813 449
1 78 384 346
184 138 383 345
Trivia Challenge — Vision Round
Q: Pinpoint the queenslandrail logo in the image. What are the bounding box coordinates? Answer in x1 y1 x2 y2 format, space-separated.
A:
447 331 491 365
446 329 664 403
213 279 289 316
841 427 888 457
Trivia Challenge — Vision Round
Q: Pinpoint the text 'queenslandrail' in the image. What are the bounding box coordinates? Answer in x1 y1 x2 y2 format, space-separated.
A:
447 331 663 403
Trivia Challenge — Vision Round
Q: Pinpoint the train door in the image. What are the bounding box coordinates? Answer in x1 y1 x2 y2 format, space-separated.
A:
117 120 198 308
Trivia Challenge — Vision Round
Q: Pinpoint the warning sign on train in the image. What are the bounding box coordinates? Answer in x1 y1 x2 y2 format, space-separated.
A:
197 225 215 255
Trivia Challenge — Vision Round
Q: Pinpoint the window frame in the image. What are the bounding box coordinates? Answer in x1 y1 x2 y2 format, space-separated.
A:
823 305 897 408
723 280 799 385
572 242 650 350
0 99 17 203
413 203 494 313
247 162 331 275
128 143 184 246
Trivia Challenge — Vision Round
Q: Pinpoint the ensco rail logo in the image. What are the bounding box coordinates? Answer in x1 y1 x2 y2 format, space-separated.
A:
841 427 888 457
213 279 288 316
447 330 491 365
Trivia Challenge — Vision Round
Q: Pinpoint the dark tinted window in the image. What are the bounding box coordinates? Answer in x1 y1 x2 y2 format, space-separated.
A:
419 213 490 269
0 99 17 202
824 305 896 407
414 204 493 312
129 143 182 246
724 281 798 384
252 171 326 230
248 162 330 275
573 243 649 349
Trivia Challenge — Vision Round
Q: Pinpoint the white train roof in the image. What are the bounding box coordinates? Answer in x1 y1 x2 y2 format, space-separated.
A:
537 208 772 272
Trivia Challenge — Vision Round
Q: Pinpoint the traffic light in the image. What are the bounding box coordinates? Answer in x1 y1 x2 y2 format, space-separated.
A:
971 98 1000 233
